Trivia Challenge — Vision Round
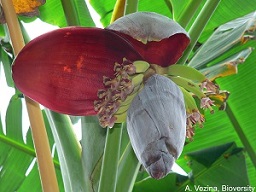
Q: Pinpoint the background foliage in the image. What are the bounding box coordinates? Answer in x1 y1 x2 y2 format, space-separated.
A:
0 0 255 191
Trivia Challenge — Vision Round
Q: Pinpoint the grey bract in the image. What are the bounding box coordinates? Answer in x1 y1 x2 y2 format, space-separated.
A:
107 12 189 44
127 74 186 179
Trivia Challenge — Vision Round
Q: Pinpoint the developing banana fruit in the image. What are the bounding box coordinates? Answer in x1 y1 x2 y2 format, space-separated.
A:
168 64 206 82
127 74 186 179
169 76 205 99
179 86 198 114
133 60 150 73
114 61 149 122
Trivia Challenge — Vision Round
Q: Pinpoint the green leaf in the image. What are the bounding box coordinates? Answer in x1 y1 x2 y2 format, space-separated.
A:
17 159 64 192
179 11 256 186
187 142 237 167
186 142 249 187
0 95 40 191
0 113 2 133
0 148 32 191
169 0 190 21
133 173 182 192
189 11 256 69
179 109 256 185
200 48 253 80
16 162 42 192
5 94 23 141
0 46 14 87
90 0 172 27
0 25 4 37
38 0 67 27
45 110 86 192
16 162 64 192
134 142 248 192
60 0 95 26
81 116 107 192
90 0 256 29
89 0 114 26
0 95 64 191
39 0 95 27
200 0 256 41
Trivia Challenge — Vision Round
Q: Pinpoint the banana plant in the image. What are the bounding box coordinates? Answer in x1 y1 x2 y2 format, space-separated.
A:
0 0 255 191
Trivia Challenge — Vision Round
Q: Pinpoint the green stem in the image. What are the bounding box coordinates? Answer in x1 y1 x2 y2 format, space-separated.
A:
124 0 138 15
19 21 31 43
225 104 256 167
178 0 221 64
81 116 107 192
164 0 173 14
175 0 203 28
110 0 126 23
60 0 80 26
116 142 140 192
45 110 86 192
98 124 123 192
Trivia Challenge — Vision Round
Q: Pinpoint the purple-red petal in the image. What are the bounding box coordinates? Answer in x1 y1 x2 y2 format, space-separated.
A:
107 12 190 66
12 27 142 115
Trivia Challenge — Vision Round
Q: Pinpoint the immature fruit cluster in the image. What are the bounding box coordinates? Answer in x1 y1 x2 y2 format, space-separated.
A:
94 58 150 127
166 64 219 139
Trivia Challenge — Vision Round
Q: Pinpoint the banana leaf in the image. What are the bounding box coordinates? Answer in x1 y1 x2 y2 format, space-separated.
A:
133 142 249 192
0 95 64 191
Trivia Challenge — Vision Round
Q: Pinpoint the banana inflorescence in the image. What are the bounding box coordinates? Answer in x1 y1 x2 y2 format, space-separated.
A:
166 64 221 139
114 61 150 122
94 11 229 180
94 58 222 140
94 58 150 127
94 58 225 180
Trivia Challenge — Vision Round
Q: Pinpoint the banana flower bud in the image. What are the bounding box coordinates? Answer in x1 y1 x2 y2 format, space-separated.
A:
127 74 186 179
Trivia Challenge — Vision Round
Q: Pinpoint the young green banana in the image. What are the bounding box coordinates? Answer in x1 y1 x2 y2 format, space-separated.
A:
133 60 150 73
179 86 199 114
169 76 205 99
114 73 144 122
168 64 206 82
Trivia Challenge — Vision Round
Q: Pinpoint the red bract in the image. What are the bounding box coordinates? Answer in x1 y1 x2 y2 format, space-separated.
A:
107 12 190 67
12 12 190 116
13 28 141 115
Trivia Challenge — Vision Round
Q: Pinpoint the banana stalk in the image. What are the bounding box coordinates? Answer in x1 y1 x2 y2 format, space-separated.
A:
1 1 59 191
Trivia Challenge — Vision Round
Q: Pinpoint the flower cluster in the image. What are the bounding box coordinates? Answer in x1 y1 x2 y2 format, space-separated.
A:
186 110 204 138
185 79 220 140
94 58 136 127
